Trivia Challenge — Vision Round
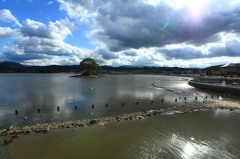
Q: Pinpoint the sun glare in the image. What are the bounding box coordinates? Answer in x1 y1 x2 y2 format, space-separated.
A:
167 0 208 22
185 0 207 18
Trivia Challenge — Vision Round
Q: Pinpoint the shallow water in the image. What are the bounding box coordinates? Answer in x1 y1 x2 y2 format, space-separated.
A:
0 74 217 129
1 110 240 159
0 74 240 159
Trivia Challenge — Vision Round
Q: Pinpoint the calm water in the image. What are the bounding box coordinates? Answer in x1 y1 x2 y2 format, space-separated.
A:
1 110 240 159
0 74 211 129
0 74 240 159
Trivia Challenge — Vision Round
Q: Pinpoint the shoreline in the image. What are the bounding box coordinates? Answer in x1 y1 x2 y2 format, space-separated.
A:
189 80 240 96
1 99 240 143
70 74 104 78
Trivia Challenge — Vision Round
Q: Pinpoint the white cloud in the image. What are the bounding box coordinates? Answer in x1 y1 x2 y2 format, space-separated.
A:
2 1 240 67
21 18 73 40
57 0 95 22
0 9 22 27
0 27 21 38
2 18 92 65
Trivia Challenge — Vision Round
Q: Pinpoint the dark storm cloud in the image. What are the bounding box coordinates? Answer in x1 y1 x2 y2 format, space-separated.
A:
158 38 240 60
4 51 47 62
95 47 119 60
86 0 240 51
123 51 138 56
209 39 240 57
157 47 204 60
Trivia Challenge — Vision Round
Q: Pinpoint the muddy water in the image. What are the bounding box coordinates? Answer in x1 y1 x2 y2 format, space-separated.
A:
1 110 239 159
0 74 240 159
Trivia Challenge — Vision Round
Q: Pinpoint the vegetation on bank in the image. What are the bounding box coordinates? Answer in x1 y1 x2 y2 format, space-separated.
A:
0 61 239 78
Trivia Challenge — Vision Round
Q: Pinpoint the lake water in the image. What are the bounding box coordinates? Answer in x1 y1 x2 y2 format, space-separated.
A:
1 110 240 159
0 74 210 129
0 74 239 159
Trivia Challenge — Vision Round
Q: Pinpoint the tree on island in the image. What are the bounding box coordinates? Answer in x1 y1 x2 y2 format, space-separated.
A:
80 58 102 76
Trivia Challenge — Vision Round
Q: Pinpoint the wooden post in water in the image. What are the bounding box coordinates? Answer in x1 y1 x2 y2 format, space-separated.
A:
184 97 186 101
37 108 40 113
151 100 153 104
92 104 95 109
57 106 60 112
15 110 18 115
195 96 198 100
136 101 139 105
122 103 124 107
75 106 77 110
106 103 108 107
161 99 164 102
175 98 177 102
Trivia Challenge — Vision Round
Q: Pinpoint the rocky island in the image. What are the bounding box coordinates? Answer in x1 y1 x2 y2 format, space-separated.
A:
71 58 103 77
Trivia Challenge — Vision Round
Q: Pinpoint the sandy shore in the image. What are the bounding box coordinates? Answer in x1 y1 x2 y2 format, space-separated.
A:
1 99 239 143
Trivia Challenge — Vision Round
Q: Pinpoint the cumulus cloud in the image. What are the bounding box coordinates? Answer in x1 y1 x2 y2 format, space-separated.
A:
94 47 119 60
209 38 240 57
0 27 21 38
54 0 240 67
158 46 204 60
57 0 95 22
2 17 91 65
158 36 240 60
57 0 240 52
122 50 138 56
2 0 240 67
0 9 22 27
21 19 73 40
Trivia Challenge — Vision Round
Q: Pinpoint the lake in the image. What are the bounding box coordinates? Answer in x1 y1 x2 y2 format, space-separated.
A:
1 110 240 159
0 74 239 159
0 73 208 129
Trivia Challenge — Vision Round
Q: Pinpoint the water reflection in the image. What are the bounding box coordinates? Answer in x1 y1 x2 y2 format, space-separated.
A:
169 133 210 159
2 111 240 159
0 74 239 129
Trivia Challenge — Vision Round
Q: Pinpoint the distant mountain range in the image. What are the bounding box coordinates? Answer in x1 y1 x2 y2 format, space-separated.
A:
0 61 206 74
0 61 239 76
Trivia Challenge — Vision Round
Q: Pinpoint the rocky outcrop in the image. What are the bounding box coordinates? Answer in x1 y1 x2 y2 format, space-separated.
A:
1 99 239 145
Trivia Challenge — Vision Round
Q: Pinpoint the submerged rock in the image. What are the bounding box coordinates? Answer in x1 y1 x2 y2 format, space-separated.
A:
1 99 239 141
136 116 145 120
89 119 98 125
4 139 13 145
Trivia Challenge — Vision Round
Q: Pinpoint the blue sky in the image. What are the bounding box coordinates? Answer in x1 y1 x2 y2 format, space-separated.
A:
0 0 240 67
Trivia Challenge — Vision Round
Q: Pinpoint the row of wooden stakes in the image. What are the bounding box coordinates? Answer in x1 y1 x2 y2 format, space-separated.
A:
14 94 223 115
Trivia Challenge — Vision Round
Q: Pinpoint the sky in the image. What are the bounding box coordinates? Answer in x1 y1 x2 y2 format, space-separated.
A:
0 0 240 68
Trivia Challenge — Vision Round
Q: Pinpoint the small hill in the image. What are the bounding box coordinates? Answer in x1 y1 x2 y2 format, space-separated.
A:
0 62 24 68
